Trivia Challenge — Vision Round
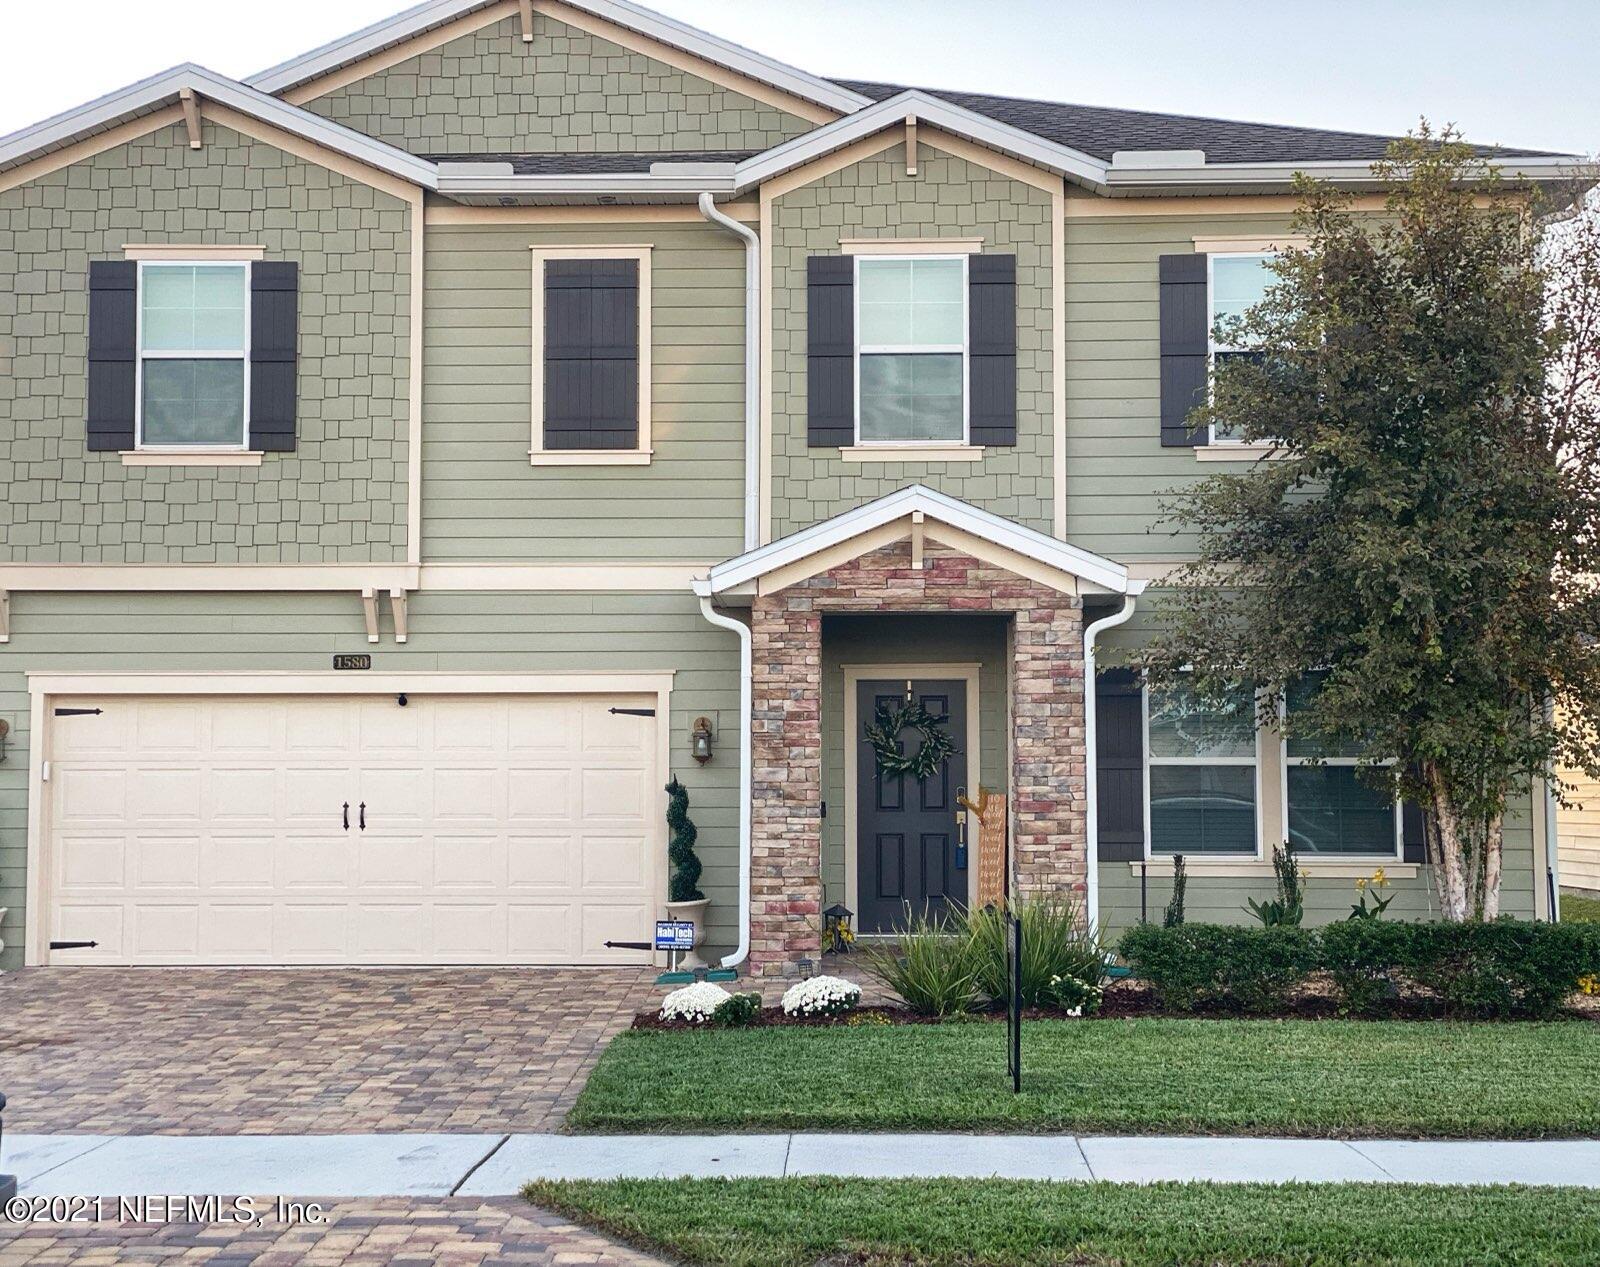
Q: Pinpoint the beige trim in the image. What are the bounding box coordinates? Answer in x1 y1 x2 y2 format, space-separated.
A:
123 244 267 261
119 450 265 468
528 449 654 466
529 244 652 464
922 127 1062 197
1064 192 1391 218
1131 858 1419 880
0 105 185 195
389 587 410 644
179 89 204 150
757 520 908 596
206 103 422 203
1195 443 1292 462
361 587 381 643
23 667 676 967
407 190 425 567
905 114 918 176
839 444 985 463
0 589 9 644
420 562 710 590
759 183 776 544
1051 185 1067 539
519 0 535 41
425 202 758 225
764 130 902 203
911 510 925 570
926 522 1086 595
283 0 836 126
0 564 420 593
844 663 982 921
1193 234 1309 254
840 237 984 256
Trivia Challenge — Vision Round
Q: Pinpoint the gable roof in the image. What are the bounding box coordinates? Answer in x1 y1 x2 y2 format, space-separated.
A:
0 63 439 188
248 0 872 115
838 80 1569 165
699 485 1141 599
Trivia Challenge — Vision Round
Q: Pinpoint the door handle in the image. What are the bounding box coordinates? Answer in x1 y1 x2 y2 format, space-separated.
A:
359 802 367 831
343 802 350 831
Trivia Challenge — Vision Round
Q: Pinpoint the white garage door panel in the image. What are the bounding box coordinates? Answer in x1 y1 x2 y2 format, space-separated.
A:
46 694 660 966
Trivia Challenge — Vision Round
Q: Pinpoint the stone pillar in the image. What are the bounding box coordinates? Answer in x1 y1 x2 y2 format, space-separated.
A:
1010 599 1089 899
748 593 824 977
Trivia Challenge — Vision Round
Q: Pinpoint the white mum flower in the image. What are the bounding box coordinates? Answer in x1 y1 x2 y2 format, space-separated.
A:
781 974 862 1017
660 981 731 1024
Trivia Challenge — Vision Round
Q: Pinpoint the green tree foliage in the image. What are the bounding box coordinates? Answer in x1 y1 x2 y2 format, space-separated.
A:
1142 126 1600 921
665 777 704 903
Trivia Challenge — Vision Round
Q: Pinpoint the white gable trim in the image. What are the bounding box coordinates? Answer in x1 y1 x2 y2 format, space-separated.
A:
248 0 871 115
0 64 438 189
701 485 1140 598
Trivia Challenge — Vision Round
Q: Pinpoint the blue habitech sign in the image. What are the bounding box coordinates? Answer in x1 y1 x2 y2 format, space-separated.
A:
655 920 696 950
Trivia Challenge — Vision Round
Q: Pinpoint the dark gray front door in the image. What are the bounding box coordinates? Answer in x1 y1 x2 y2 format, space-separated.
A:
856 678 968 934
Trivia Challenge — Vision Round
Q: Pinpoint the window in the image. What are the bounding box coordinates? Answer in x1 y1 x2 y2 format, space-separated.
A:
1283 675 1401 857
137 262 249 449
855 255 967 444
1207 252 1274 444
1146 676 1258 855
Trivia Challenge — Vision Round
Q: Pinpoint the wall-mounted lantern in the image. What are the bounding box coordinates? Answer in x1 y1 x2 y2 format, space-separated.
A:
690 716 714 764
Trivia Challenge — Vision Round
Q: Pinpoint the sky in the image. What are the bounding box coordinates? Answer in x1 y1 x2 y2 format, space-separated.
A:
0 0 1594 156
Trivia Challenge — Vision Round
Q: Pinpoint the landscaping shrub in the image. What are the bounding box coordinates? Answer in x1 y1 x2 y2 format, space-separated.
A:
1245 842 1305 927
659 982 732 1025
1320 919 1404 1016
781 975 861 1018
1118 923 1318 1013
967 895 1107 1009
711 991 763 1028
1046 972 1104 1016
1399 920 1600 1020
862 910 979 1016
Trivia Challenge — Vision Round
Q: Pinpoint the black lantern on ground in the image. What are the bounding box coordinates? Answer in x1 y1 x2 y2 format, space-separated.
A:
823 903 855 954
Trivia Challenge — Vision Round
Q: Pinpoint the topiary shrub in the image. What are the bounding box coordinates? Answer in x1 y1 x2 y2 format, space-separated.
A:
664 777 704 903
1118 923 1318 1014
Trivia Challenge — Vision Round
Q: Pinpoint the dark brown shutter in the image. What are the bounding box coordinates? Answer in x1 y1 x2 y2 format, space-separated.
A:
969 253 1017 447
1096 667 1146 861
1401 799 1428 863
544 259 640 450
250 261 299 453
1159 252 1209 447
807 254 854 448
86 260 138 452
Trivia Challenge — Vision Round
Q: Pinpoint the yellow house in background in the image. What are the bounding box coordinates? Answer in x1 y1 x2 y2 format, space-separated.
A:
1559 769 1600 896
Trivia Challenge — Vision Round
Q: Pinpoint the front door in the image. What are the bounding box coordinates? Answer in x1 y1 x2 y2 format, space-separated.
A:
856 678 968 934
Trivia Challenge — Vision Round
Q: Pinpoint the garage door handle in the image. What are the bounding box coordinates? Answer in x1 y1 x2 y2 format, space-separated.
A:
343 802 350 831
359 802 367 831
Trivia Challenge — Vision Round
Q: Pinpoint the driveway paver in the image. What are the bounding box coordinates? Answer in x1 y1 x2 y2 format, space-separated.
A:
0 967 658 1135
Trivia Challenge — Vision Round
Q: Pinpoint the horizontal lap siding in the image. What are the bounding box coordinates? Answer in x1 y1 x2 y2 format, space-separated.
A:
0 591 740 968
424 222 747 560
1063 212 1299 560
1558 765 1600 893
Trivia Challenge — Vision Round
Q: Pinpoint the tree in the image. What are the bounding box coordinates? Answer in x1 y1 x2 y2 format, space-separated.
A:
665 777 705 902
1140 126 1600 921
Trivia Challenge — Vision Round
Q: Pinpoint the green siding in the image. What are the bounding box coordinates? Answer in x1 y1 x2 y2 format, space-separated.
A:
0 590 741 969
423 222 747 560
820 614 1009 909
302 12 813 156
770 143 1057 537
0 120 412 563
1063 209 1300 560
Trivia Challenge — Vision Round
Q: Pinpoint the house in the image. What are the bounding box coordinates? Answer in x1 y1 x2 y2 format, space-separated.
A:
0 0 1574 977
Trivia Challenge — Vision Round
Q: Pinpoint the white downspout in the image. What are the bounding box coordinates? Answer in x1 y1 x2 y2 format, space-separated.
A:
697 192 761 551
1082 590 1141 935
694 580 754 970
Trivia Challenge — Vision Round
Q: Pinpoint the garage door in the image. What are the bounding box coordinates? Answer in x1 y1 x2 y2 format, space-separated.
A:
45 693 660 965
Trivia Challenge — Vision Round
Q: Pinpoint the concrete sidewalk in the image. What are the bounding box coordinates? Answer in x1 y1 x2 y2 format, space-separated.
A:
9 1132 1600 1197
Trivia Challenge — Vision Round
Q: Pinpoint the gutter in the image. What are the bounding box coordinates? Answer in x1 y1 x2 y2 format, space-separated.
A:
697 192 761 552
693 580 754 971
1082 591 1141 934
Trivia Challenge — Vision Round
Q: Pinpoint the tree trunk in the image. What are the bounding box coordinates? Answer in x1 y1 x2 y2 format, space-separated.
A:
1424 762 1471 921
1480 810 1504 920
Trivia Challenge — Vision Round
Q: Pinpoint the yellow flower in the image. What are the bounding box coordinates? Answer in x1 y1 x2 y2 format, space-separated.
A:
1580 974 1600 997
1372 867 1389 888
1355 877 1368 892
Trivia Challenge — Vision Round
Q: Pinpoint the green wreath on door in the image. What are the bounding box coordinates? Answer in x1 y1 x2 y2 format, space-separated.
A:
864 699 958 783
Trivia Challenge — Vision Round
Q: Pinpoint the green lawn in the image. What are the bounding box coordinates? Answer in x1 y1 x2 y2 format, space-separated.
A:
570 1018 1600 1138
527 1178 1600 1267
1562 890 1600 922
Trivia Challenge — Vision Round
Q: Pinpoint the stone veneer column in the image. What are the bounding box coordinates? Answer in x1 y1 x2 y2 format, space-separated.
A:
748 593 824 978
1010 602 1089 899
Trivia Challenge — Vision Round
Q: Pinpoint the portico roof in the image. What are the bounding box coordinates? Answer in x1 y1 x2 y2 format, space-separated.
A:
694 485 1143 601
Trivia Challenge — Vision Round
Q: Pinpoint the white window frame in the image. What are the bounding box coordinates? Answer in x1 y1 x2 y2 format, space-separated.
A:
1279 694 1403 861
1143 674 1263 860
853 252 970 448
134 259 252 453
1206 250 1275 447
529 244 653 468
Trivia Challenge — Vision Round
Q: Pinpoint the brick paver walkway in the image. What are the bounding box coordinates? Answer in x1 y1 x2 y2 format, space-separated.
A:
0 1198 668 1266
0 968 658 1135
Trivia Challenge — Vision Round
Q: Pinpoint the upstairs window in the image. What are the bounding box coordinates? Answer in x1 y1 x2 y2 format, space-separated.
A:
1146 676 1258 856
1208 252 1274 444
855 255 967 444
1284 674 1401 857
137 262 249 449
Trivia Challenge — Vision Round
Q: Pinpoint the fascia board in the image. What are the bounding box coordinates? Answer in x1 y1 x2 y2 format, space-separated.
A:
436 171 737 197
1104 154 1583 193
